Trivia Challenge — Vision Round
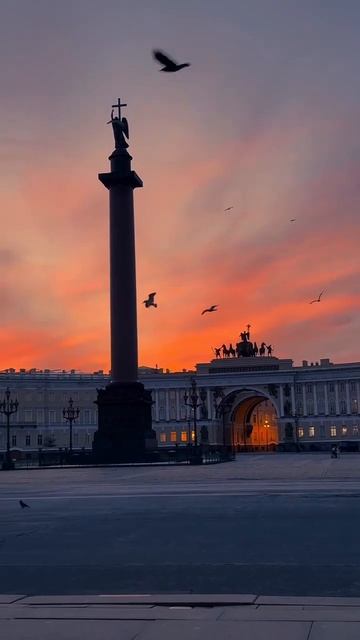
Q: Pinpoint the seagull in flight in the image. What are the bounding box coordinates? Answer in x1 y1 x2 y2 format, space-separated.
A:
19 500 30 509
290 218 296 222
309 290 325 304
201 305 218 315
153 50 190 73
143 292 157 308
224 206 234 212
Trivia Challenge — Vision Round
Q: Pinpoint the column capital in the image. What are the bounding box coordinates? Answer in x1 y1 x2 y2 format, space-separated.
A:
98 170 143 190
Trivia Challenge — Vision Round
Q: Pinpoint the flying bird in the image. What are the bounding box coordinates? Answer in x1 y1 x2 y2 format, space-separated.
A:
309 290 325 304
19 500 30 509
201 305 218 315
290 218 296 222
224 206 234 212
153 50 190 73
143 292 157 308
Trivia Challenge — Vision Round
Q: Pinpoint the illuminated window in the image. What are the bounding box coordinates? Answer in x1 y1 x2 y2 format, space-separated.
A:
309 427 315 437
353 427 359 436
191 430 195 442
180 431 187 442
298 428 304 438
170 431 177 442
159 433 166 443
25 435 31 446
330 426 337 437
341 426 348 436
351 399 358 414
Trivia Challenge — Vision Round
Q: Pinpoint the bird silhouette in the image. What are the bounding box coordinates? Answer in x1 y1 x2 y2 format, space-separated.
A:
201 305 218 315
224 206 234 212
153 50 190 72
143 292 157 308
19 500 30 509
290 218 296 222
309 290 325 304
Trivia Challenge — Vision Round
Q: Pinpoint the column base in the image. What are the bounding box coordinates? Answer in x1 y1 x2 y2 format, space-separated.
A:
92 381 157 463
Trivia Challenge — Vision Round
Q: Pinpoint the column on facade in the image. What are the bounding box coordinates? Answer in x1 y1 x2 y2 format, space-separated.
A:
324 383 329 416
165 391 170 422
335 382 340 415
345 382 351 415
302 385 307 416
291 384 296 416
313 384 318 416
154 390 159 422
207 389 212 420
357 382 360 415
175 390 180 421
279 384 284 418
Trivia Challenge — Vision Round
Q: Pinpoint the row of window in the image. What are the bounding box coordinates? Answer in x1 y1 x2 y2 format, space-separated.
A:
295 399 358 415
0 409 97 424
298 426 359 438
296 382 358 394
4 432 94 447
159 431 195 443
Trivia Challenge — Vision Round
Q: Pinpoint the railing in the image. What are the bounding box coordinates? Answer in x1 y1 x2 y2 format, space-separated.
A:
2 445 236 468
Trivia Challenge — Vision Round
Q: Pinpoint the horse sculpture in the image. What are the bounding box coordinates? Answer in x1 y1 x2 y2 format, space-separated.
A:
228 343 236 357
259 342 266 356
221 344 231 358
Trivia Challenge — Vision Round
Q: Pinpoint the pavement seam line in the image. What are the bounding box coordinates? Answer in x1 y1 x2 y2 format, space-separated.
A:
306 620 314 639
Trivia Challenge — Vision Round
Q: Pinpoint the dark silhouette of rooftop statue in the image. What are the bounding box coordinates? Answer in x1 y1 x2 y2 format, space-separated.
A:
106 98 130 149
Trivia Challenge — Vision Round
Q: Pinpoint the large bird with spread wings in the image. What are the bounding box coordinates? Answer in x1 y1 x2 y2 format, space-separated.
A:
201 305 218 315
153 50 190 72
143 292 157 308
309 290 325 304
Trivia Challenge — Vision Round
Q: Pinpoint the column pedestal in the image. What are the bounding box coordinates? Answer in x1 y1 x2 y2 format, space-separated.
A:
93 382 157 463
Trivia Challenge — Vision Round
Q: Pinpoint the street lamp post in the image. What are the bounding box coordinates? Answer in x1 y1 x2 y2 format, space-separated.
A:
264 419 270 451
184 378 206 463
0 387 19 470
63 397 80 456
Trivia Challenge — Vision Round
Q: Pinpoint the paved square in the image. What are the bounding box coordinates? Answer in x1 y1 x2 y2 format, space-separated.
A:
1 454 360 596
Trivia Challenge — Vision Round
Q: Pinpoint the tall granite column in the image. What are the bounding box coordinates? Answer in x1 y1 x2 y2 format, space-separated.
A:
93 100 157 462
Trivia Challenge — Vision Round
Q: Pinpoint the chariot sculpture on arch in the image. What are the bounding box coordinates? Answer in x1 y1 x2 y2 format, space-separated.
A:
212 324 275 359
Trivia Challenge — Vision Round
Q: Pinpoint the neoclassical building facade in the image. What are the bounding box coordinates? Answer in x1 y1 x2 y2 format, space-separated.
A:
0 354 360 458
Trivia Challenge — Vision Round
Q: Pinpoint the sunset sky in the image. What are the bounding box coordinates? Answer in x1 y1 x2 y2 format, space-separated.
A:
0 0 359 372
